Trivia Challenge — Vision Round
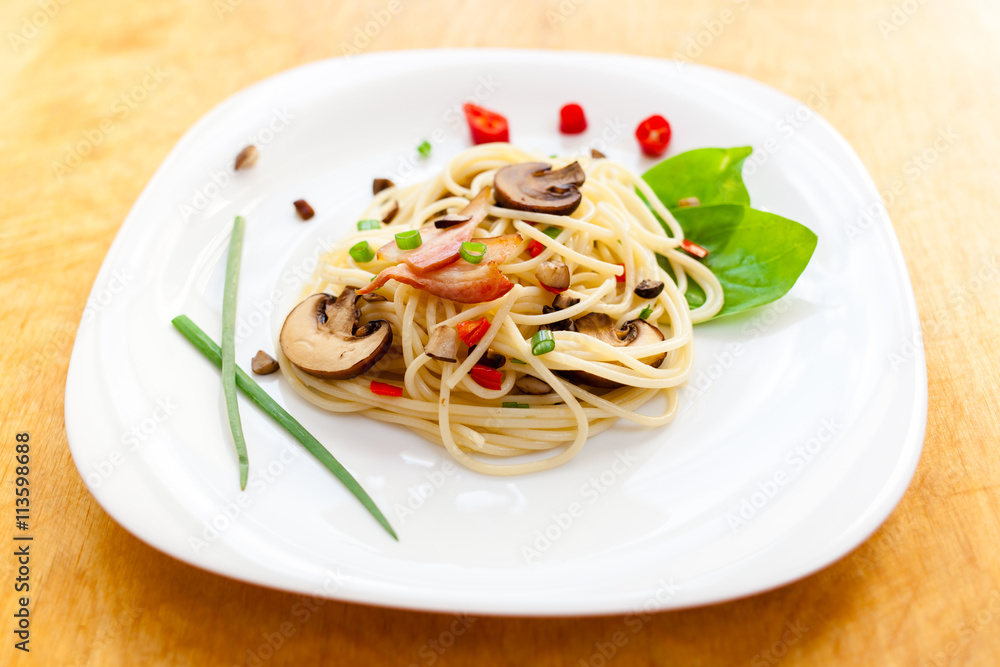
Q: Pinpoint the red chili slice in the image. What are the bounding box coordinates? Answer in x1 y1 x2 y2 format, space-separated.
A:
528 239 545 258
463 103 509 145
457 317 490 347
540 283 567 295
370 381 403 397
559 103 587 134
470 364 504 390
615 264 626 283
635 114 672 158
680 238 710 259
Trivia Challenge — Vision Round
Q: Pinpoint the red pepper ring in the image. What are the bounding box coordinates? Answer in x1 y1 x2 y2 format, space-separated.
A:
469 364 504 391
559 103 587 134
463 103 510 145
457 317 491 347
370 380 403 397
635 114 672 158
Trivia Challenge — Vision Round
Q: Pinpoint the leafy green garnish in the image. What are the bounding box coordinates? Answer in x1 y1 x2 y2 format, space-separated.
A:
643 147 752 209
222 216 249 489
172 315 398 540
643 147 817 319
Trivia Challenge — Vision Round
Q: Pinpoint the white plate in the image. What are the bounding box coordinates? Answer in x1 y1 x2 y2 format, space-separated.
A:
65 49 926 615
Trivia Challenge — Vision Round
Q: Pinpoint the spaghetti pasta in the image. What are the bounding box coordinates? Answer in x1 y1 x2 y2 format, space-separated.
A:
277 143 723 475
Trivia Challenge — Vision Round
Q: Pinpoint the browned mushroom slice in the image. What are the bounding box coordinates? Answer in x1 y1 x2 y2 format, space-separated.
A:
433 214 472 229
425 325 458 363
535 260 570 292
382 200 399 224
559 313 665 388
279 288 392 379
234 145 258 170
590 148 607 159
293 199 315 220
251 350 279 375
493 162 586 216
634 279 664 299
373 178 395 195
515 375 551 395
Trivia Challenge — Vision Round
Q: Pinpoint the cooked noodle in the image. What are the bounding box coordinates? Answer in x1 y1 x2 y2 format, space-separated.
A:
277 144 723 475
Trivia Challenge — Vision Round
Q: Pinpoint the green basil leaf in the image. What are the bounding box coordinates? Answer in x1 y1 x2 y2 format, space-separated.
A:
671 204 818 317
643 146 753 209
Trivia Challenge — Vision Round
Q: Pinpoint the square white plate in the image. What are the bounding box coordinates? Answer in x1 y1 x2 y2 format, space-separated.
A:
65 49 926 615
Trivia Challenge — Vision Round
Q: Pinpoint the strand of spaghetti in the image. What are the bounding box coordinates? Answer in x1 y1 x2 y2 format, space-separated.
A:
444 285 521 390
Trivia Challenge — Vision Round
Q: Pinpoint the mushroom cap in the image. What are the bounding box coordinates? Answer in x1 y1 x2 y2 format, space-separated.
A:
561 313 666 388
279 289 392 380
493 162 586 216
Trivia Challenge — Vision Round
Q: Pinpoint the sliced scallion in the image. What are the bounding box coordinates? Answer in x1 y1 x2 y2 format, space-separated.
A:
171 315 398 540
395 230 422 250
350 240 375 263
460 241 487 264
357 219 381 231
542 226 562 240
531 329 555 356
502 402 529 409
639 306 653 320
222 216 249 489
417 140 432 158
510 358 526 365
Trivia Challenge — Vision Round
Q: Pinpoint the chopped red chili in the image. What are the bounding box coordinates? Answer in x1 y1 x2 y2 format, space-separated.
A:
559 103 587 134
615 264 626 283
528 239 546 258
457 317 490 347
463 103 509 144
369 381 403 397
470 364 504 391
635 115 672 158
680 238 710 259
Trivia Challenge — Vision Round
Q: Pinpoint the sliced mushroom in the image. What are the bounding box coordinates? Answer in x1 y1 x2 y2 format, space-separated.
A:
541 306 575 332
293 199 315 220
536 260 570 291
433 213 472 229
590 148 607 159
279 288 392 379
251 350 279 375
425 325 458 363
560 313 665 388
551 293 580 311
493 162 586 216
373 178 395 195
515 375 552 395
475 348 506 369
634 280 665 299
382 200 399 224
234 145 258 170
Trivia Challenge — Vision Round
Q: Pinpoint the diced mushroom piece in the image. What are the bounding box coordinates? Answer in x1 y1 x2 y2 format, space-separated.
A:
677 197 701 208
293 199 315 220
373 178 395 195
590 148 607 159
560 313 665 388
433 214 472 229
535 260 570 291
515 375 552 395
279 288 392 379
493 162 586 216
634 279 665 299
251 350 279 375
541 306 575 332
551 293 580 311
382 200 399 224
477 348 506 369
425 325 458 363
234 145 258 170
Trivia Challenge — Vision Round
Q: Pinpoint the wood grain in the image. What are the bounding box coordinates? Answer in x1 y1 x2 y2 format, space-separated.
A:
3 0 1000 664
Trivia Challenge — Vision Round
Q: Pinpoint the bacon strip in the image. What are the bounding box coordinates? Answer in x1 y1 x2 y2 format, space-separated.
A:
359 234 521 304
375 188 492 270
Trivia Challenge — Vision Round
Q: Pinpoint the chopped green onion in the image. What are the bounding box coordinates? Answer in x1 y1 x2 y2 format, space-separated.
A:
639 306 653 320
350 240 375 263
460 241 487 264
395 230 422 249
531 329 556 356
510 357 526 365
502 402 529 409
357 219 381 231
417 140 432 158
222 216 249 489
542 226 562 240
171 315 398 540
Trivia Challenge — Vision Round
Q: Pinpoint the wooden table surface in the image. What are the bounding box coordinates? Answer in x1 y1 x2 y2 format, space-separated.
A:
3 0 1000 664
